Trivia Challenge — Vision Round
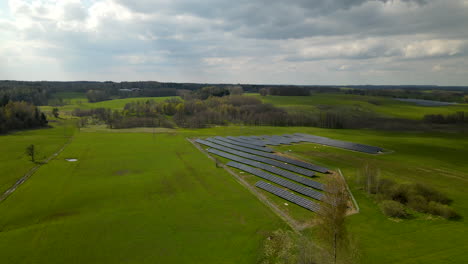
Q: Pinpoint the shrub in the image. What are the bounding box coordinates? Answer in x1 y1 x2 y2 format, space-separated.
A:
411 184 451 205
376 178 396 199
388 184 410 204
380 200 409 218
407 194 429 213
427 202 460 220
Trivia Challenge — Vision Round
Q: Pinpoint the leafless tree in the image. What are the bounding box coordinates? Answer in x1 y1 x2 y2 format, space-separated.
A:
316 174 351 264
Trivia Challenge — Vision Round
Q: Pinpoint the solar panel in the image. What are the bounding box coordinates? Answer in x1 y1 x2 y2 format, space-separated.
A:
280 134 304 143
227 161 323 201
214 137 273 152
204 138 328 173
195 139 315 177
226 136 267 147
208 148 323 190
255 181 320 212
294 133 383 154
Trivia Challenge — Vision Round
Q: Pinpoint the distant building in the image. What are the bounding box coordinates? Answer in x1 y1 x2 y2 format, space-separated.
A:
119 88 141 92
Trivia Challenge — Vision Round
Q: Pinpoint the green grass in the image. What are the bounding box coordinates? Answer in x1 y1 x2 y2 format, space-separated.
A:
268 128 468 264
40 96 178 115
253 93 468 120
0 120 75 194
0 131 285 263
1 122 467 263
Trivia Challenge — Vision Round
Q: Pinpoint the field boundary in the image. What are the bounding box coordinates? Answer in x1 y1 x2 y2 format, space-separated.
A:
0 137 74 204
187 137 303 233
338 168 360 214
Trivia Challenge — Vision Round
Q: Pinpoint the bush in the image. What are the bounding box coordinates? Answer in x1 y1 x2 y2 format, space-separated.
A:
407 194 429 213
411 184 451 205
380 200 409 218
427 202 460 220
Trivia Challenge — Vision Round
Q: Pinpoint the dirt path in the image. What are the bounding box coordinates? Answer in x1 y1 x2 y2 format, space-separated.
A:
0 137 74 204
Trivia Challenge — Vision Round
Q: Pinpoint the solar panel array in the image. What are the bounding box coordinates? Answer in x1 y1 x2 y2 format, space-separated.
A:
227 161 323 201
213 137 273 152
196 139 315 177
217 133 383 154
205 138 328 173
292 133 383 154
255 181 320 212
208 148 323 190
226 136 266 147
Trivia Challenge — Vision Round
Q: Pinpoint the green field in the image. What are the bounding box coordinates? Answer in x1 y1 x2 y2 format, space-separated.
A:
252 93 468 120
0 130 286 263
1 94 467 263
40 96 178 115
0 120 74 195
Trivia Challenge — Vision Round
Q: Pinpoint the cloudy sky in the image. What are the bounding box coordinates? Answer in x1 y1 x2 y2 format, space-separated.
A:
1 0 467 85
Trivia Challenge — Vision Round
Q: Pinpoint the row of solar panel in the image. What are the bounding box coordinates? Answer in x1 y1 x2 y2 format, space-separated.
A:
255 181 320 212
196 139 315 177
213 137 272 152
292 133 383 154
225 136 267 147
205 138 328 173
227 161 323 201
225 134 383 154
237 135 281 146
208 148 324 191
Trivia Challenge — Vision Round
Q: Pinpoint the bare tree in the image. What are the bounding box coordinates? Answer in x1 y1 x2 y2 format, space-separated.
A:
26 144 35 163
360 163 379 194
316 174 351 264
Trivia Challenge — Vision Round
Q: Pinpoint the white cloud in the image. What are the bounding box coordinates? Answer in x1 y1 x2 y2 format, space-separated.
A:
0 0 467 84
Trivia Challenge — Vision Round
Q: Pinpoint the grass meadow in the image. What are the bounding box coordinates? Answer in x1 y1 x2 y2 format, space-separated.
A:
1 93 467 263
251 93 468 120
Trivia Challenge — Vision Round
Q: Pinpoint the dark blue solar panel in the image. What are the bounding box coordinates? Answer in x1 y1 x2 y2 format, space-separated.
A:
195 139 315 177
294 133 383 154
255 181 320 212
214 137 273 152
208 148 323 190
204 138 328 173
227 161 323 201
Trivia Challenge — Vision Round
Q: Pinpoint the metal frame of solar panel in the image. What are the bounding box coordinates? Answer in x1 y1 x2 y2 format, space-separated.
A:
195 139 315 177
225 136 267 147
294 133 383 154
213 137 273 152
255 181 320 212
208 148 323 190
227 161 323 201
204 137 328 173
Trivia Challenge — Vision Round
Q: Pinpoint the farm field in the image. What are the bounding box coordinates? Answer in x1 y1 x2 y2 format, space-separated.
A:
251 93 468 120
0 130 286 263
1 122 467 263
1 92 467 264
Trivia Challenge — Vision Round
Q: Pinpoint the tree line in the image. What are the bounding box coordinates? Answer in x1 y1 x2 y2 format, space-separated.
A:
423 111 468 124
345 87 468 103
0 101 48 134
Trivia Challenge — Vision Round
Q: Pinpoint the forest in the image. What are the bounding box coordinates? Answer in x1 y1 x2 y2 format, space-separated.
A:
0 101 48 134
